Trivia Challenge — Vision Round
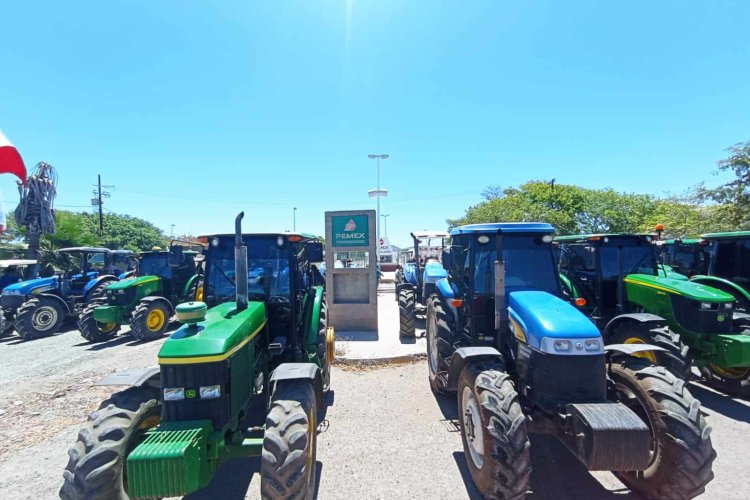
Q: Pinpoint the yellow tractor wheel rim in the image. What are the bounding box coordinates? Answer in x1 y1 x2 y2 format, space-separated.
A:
195 286 204 302
147 309 166 331
624 337 657 364
325 326 336 365
307 409 316 479
708 364 750 380
100 322 117 333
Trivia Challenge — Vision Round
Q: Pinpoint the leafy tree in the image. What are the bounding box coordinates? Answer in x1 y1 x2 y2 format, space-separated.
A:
697 141 750 229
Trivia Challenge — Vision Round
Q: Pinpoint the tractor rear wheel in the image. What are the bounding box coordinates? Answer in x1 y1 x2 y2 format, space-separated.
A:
60 386 161 500
700 364 750 395
610 322 692 381
316 298 332 391
78 300 120 343
187 278 204 302
15 297 65 339
398 288 416 337
130 300 170 341
86 280 113 304
426 295 456 394
261 380 318 500
457 362 531 500
609 357 715 499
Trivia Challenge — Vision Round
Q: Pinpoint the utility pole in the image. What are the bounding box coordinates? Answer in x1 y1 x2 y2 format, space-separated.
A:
367 154 389 245
381 214 390 238
92 175 113 236
293 207 297 232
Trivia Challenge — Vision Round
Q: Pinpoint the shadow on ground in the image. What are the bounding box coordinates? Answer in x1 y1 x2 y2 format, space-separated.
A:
0 322 80 345
434 391 642 500
336 331 379 342
690 382 750 423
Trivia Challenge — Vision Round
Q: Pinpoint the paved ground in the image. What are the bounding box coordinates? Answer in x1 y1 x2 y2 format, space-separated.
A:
335 282 427 362
1 343 749 500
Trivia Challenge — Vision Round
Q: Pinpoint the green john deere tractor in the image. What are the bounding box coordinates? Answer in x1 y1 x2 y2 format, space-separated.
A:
557 233 750 394
60 213 334 500
78 243 204 342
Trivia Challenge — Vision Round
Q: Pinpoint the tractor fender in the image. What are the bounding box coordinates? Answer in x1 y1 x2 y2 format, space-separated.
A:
35 293 72 315
603 313 666 341
305 286 325 349
140 296 175 315
118 270 136 280
445 347 504 392
691 275 750 304
435 278 455 300
83 275 117 299
270 362 324 409
605 343 667 359
95 366 161 389
182 274 202 300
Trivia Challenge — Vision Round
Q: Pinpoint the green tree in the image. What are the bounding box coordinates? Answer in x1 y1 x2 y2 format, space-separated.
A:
698 141 750 229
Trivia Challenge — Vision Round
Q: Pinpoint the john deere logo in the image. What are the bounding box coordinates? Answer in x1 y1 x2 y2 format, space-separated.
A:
332 215 370 247
185 389 197 399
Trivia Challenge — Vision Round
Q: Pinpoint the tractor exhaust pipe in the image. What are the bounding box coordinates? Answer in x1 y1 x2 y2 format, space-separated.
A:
235 212 248 310
411 233 422 288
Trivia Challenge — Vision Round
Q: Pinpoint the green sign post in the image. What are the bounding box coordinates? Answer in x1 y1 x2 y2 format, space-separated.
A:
331 214 370 247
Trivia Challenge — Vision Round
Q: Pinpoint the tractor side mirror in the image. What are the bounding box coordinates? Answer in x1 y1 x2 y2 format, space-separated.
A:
442 248 452 270
169 246 185 267
306 241 324 262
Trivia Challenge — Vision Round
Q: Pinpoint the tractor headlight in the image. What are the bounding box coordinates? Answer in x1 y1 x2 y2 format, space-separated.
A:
700 302 713 310
584 339 601 352
553 340 571 352
724 302 733 310
199 385 222 400
163 388 185 401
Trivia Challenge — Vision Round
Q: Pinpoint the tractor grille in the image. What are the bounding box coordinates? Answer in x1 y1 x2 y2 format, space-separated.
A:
526 349 607 410
0 295 25 311
107 288 136 307
160 360 231 430
671 296 734 334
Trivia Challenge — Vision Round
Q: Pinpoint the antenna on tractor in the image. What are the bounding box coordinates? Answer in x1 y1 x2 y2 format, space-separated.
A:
235 212 248 310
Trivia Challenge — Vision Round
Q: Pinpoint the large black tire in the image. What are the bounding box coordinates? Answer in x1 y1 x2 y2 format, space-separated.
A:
316 298 332 391
457 362 531 500
699 364 750 396
15 297 65 339
609 357 716 499
398 288 416 338
0 312 12 338
609 322 692 381
426 295 456 394
78 300 121 343
261 380 318 500
86 280 114 304
130 300 170 341
187 277 203 302
60 386 161 500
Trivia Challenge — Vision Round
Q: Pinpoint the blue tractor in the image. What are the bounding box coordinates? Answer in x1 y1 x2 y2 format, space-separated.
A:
1 247 135 339
426 223 715 499
396 231 449 337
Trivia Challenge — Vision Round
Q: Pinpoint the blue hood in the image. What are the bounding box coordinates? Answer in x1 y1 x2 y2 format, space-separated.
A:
423 261 448 281
3 276 58 295
508 290 600 350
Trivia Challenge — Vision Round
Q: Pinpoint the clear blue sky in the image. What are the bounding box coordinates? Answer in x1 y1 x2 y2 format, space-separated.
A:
2 0 748 248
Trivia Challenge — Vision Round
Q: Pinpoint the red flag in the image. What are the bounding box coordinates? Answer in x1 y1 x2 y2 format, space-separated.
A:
0 130 28 183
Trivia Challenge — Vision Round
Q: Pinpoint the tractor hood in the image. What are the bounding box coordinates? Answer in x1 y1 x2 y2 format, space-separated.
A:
106 275 157 290
624 274 734 303
508 290 601 351
2 276 57 295
158 301 267 362
423 261 448 282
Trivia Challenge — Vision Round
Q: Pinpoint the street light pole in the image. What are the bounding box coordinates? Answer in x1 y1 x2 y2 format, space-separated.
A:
367 153 389 245
293 207 297 232
381 214 390 238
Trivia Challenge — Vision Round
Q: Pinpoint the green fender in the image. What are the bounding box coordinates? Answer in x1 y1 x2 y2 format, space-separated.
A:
305 286 325 354
182 274 201 301
558 273 580 298
691 275 750 305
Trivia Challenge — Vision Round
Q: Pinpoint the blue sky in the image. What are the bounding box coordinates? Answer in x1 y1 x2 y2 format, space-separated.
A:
1 0 748 248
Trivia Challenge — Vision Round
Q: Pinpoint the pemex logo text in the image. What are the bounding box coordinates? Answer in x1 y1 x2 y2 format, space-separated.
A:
345 219 357 231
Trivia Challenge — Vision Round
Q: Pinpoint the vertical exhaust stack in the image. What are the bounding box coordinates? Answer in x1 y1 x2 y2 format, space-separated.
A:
494 233 506 330
235 212 248 310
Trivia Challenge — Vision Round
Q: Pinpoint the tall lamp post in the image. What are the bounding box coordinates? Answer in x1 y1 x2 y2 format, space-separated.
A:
381 214 390 239
293 207 297 232
367 153 389 246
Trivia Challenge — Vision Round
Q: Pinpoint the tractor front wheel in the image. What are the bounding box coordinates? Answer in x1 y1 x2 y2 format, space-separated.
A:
316 298 332 391
0 313 13 337
457 362 531 500
610 323 692 381
78 300 120 343
60 386 161 500
15 297 65 339
398 288 416 338
130 300 170 341
261 380 318 500
609 356 716 499
700 364 750 396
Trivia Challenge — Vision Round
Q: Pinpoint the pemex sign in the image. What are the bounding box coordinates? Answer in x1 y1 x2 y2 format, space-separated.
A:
331 214 369 247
